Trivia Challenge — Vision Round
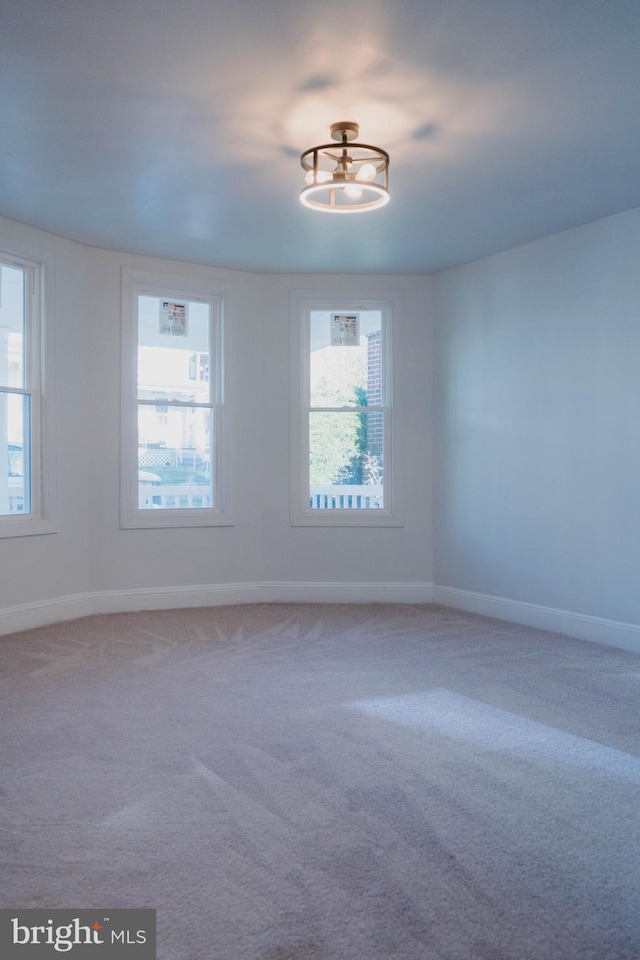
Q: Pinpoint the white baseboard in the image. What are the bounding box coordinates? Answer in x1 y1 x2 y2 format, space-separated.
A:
2 581 638 655
0 593 97 637
433 585 640 654
0 581 434 637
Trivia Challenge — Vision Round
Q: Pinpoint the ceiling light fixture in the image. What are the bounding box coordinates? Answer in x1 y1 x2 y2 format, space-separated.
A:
300 122 390 214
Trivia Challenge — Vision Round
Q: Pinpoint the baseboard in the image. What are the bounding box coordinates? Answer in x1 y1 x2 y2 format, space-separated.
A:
0 593 97 637
0 581 435 637
433 585 640 654
3 581 638 654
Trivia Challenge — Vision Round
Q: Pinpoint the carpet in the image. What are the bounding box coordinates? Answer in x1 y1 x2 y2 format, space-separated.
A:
1 603 639 959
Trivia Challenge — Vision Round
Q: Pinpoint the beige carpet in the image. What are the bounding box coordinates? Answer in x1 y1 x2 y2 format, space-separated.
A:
1 603 639 960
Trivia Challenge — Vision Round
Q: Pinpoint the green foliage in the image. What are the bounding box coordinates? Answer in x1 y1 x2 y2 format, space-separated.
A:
309 343 368 485
336 385 368 484
363 451 383 485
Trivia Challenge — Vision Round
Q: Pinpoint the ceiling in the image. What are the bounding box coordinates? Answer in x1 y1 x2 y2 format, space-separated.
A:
1 0 639 274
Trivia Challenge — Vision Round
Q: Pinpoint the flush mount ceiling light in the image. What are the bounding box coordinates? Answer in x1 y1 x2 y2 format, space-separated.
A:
300 121 390 214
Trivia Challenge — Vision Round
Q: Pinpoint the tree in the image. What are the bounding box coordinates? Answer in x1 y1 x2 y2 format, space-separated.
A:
309 342 368 485
336 385 367 484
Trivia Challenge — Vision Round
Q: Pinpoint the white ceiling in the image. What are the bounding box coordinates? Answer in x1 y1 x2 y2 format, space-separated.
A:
2 0 639 274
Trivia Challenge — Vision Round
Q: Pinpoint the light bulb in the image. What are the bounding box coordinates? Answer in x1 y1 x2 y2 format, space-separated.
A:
356 163 377 182
344 184 364 201
305 169 331 185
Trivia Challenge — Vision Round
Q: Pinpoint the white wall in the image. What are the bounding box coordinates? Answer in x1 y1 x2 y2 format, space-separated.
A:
0 215 434 630
87 254 433 594
0 219 95 611
7 202 637 645
434 207 640 631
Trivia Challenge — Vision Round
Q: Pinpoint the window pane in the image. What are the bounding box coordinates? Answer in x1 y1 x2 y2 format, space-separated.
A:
309 411 384 509
137 405 213 509
0 392 31 516
310 310 382 408
0 264 26 389
137 296 211 404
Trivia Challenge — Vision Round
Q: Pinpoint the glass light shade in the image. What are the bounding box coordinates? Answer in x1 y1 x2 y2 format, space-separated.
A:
356 163 377 182
305 169 331 185
344 184 364 200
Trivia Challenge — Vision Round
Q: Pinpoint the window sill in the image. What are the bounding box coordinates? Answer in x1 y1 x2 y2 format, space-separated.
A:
0 516 57 539
120 509 234 530
291 510 403 528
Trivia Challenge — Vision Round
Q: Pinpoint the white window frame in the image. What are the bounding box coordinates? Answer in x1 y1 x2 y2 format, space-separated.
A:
120 267 232 529
289 288 401 527
0 239 55 539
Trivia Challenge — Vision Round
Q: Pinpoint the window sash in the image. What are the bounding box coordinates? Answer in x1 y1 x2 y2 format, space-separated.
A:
0 250 52 536
290 291 400 527
120 269 231 529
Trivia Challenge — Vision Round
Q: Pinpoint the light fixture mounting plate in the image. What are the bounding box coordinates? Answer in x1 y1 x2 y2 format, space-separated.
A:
330 121 359 142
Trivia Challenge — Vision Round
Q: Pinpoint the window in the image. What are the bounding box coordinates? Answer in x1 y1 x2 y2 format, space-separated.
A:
290 290 400 526
0 247 53 538
120 269 230 528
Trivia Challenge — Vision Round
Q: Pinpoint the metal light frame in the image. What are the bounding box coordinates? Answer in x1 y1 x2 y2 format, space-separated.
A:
300 121 390 214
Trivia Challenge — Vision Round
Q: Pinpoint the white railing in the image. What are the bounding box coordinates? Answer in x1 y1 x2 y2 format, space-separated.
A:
309 484 383 510
6 479 380 514
139 483 211 510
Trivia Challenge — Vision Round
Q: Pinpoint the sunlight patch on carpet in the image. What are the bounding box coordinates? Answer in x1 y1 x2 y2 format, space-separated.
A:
347 688 640 782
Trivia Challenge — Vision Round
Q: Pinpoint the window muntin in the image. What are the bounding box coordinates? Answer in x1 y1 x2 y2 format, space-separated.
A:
291 294 397 526
121 271 229 529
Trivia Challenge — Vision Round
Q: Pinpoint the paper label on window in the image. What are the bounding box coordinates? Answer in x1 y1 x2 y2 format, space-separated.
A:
159 301 188 337
330 313 359 346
